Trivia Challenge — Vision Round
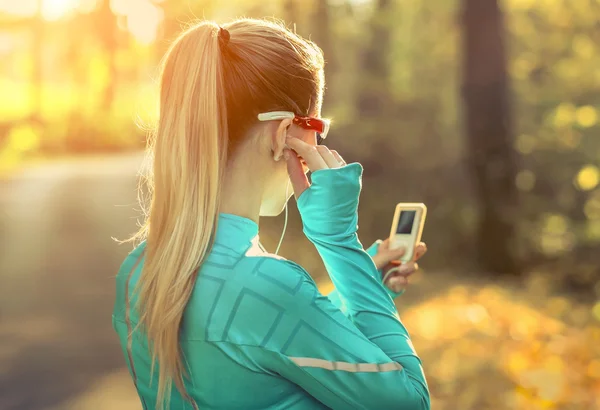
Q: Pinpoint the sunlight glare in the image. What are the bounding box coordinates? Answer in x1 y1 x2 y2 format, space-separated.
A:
0 0 38 17
109 0 133 16
78 0 98 13
126 1 163 45
576 165 600 191
0 34 14 55
42 0 79 21
110 0 163 45
0 0 91 19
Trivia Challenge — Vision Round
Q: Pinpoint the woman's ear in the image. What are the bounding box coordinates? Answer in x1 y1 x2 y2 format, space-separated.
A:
272 118 292 161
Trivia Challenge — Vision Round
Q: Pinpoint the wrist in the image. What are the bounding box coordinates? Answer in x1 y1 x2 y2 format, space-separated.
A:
366 240 405 299
297 163 363 240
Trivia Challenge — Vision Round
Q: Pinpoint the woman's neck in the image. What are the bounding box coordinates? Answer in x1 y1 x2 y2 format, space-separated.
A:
219 154 266 224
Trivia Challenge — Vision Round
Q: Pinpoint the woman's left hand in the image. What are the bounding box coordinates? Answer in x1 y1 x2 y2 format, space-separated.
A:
371 238 427 294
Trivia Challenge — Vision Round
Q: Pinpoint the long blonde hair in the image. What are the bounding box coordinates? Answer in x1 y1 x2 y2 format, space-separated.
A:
128 18 324 409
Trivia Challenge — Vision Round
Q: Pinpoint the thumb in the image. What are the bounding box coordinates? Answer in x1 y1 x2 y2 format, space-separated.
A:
388 246 407 260
372 246 406 270
285 149 310 199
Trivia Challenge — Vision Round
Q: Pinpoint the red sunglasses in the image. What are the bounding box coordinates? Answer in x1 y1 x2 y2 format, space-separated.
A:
257 111 330 144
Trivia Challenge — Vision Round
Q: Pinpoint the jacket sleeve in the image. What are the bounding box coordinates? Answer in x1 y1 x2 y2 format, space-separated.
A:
297 164 406 314
246 164 429 409
243 258 429 410
324 240 403 314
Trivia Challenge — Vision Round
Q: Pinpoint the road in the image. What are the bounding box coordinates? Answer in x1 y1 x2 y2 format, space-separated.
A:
2 152 589 410
0 153 145 410
0 152 311 410
0 152 439 410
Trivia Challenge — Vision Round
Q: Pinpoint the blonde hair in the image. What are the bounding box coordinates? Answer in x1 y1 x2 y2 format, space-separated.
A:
128 18 324 409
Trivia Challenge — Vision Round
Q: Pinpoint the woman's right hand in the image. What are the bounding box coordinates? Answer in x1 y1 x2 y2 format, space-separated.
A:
285 136 363 243
284 138 347 199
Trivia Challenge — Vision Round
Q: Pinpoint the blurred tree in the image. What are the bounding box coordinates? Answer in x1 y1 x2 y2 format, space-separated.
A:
282 0 299 26
355 0 393 118
462 0 520 275
65 15 91 111
94 0 118 112
2 0 598 289
311 0 335 111
156 0 215 53
32 0 44 122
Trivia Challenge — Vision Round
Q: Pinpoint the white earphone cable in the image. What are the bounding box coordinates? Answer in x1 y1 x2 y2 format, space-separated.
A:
274 179 291 255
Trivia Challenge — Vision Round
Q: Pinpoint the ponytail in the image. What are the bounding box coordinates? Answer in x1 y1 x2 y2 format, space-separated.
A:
124 17 326 410
131 22 227 409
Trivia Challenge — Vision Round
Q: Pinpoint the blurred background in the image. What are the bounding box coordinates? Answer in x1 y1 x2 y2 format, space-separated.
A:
0 0 599 409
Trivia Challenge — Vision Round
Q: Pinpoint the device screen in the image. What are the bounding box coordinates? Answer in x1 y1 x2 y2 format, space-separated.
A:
396 210 416 234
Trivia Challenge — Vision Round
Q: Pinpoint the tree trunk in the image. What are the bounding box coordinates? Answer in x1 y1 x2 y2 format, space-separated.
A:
461 0 520 275
356 0 392 118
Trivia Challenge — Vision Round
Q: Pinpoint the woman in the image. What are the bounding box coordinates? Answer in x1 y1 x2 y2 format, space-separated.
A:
113 18 430 410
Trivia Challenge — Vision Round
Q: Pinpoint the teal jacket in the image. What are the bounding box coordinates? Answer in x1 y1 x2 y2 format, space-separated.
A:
112 163 430 409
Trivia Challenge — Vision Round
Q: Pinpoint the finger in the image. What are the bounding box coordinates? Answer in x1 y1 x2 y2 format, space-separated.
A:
386 276 401 288
284 148 310 199
397 262 418 275
383 269 400 282
315 145 340 169
381 262 396 275
383 263 413 283
413 242 428 261
387 276 408 293
381 263 403 283
330 150 347 166
286 138 328 171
